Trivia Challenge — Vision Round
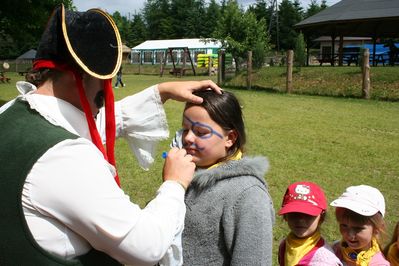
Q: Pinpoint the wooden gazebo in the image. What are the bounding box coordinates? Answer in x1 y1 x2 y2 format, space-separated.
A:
295 0 399 66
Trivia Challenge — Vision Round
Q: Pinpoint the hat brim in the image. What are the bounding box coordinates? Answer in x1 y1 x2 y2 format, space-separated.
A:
330 199 379 216
278 202 324 216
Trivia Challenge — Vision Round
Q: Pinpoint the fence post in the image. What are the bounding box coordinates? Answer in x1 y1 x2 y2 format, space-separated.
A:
286 50 294 93
247 51 252 90
160 52 164 77
362 48 370 99
138 52 141 75
217 49 225 86
208 56 212 77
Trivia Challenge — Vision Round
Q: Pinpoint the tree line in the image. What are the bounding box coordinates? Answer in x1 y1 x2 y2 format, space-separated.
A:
0 0 327 68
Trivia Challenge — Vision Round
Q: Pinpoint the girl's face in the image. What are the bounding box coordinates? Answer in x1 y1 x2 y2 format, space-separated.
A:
339 219 374 252
285 212 322 238
182 105 235 168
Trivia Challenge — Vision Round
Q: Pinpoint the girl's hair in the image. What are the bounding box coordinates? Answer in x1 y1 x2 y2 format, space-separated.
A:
335 207 386 246
383 221 399 256
185 90 246 156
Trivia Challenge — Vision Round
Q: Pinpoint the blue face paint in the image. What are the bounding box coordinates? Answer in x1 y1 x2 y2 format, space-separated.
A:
182 115 223 140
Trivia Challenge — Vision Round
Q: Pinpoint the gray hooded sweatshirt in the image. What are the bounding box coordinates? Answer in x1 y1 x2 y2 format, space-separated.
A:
182 156 275 266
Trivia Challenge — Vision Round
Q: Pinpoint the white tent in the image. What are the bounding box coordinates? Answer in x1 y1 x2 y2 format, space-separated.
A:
131 38 221 64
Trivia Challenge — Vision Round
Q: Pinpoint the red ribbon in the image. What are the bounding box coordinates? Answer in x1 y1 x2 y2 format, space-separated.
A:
33 60 120 187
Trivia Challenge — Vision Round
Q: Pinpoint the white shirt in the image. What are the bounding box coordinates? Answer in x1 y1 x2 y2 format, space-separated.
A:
4 82 185 265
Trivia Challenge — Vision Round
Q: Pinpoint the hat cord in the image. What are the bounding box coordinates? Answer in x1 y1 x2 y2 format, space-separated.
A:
33 59 120 187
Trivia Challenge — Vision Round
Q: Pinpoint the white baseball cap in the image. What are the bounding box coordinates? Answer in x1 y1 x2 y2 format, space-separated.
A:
330 185 385 217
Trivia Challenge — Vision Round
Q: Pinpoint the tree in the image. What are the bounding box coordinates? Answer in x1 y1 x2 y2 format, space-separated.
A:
128 14 147 48
305 0 327 18
112 12 131 44
0 0 74 59
294 32 306 69
212 0 270 72
202 0 222 37
278 0 303 51
170 0 207 38
143 0 174 40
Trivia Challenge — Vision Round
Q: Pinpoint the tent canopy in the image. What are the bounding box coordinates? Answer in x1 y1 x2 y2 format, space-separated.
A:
16 49 36 60
295 0 399 38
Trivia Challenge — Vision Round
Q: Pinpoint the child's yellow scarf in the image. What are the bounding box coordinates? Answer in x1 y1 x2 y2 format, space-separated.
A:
341 237 380 266
207 150 242 170
285 231 321 266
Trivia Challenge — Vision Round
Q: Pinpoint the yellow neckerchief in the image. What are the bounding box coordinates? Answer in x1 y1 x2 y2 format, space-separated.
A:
207 150 242 170
387 242 399 266
285 230 321 266
341 237 380 266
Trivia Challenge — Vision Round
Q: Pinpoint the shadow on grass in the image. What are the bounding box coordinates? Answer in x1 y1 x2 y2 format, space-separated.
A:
223 84 283 95
222 84 399 102
0 99 9 107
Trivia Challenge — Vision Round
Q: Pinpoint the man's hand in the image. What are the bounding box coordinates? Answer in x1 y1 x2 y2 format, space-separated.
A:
162 147 195 190
158 80 222 104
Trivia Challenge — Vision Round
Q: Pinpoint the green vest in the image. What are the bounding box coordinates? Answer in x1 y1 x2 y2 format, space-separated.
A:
0 99 121 266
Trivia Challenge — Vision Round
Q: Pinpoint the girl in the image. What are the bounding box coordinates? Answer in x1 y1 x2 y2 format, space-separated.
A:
173 90 275 265
278 181 342 266
330 185 390 266
384 221 399 265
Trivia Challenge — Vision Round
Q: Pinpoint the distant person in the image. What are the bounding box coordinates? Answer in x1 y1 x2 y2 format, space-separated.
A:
171 90 275 265
114 65 125 88
278 181 342 266
0 4 222 265
331 185 390 266
384 221 399 265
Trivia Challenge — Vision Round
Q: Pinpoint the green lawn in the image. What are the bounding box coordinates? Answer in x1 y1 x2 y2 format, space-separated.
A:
1 71 398 264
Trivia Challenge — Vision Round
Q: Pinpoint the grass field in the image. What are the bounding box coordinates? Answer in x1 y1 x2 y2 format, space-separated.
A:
1 71 398 264
226 65 399 101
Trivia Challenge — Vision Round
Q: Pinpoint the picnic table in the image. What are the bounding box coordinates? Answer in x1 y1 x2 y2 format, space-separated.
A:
372 53 388 66
316 53 338 66
342 47 360 66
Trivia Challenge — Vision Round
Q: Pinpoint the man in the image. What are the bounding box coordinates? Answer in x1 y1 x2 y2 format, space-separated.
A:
0 4 221 265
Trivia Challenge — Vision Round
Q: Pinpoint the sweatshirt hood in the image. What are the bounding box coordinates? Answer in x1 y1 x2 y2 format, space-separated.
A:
189 156 269 192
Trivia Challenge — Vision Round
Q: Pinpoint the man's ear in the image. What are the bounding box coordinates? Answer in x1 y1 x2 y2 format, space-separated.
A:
225 129 238 149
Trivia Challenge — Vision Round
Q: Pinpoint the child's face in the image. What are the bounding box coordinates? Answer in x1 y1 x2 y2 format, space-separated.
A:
338 219 374 252
286 212 322 238
182 105 234 168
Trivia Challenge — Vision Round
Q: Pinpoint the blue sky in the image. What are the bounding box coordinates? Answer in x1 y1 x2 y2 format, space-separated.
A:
73 0 341 16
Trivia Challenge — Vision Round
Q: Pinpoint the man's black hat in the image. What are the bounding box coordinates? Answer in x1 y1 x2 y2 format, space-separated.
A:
35 4 122 79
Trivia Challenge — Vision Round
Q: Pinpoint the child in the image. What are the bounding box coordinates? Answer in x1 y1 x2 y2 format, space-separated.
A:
330 185 390 266
278 181 342 266
384 221 399 265
174 90 275 265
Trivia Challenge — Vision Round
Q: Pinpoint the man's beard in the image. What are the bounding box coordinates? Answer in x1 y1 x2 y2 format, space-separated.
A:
94 90 105 109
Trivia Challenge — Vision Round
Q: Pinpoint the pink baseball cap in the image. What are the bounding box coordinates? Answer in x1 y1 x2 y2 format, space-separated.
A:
330 185 385 217
279 181 327 216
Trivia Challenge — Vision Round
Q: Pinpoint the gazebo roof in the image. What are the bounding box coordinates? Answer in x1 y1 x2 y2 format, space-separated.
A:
295 0 399 38
16 49 36 60
122 44 131 53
